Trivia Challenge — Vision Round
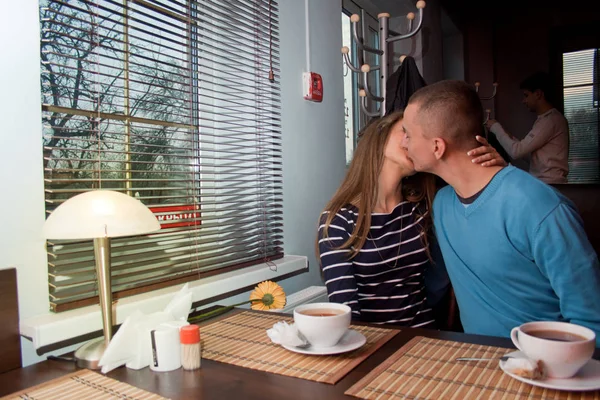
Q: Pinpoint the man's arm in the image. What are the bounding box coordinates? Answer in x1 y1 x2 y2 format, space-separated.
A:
533 203 600 344
487 119 555 160
317 213 361 318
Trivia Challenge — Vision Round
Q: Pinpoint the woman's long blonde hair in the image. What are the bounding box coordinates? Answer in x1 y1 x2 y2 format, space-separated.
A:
316 111 437 260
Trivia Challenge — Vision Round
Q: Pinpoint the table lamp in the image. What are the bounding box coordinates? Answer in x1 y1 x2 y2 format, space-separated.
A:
42 190 161 369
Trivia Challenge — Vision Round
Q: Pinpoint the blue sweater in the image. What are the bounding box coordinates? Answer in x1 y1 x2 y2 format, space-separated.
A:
433 166 600 343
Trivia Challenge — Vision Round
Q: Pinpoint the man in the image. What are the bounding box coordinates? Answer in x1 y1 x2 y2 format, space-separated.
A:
485 72 569 184
402 80 600 342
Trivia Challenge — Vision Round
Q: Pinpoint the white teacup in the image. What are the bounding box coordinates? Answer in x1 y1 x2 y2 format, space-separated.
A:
510 321 596 378
293 302 351 348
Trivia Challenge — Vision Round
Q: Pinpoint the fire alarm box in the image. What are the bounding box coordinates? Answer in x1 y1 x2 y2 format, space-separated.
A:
303 72 323 102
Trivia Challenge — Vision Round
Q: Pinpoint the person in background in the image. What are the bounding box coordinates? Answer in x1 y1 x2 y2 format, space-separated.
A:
485 71 569 184
402 80 600 343
316 111 505 329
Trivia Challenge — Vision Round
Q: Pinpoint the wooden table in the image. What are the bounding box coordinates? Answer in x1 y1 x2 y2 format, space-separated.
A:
1 310 595 400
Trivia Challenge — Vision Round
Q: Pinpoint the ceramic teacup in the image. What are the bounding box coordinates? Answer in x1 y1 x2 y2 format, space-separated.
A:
293 302 351 348
510 321 596 378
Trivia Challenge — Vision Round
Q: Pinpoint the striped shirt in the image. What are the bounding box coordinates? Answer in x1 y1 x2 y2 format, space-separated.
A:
318 201 436 328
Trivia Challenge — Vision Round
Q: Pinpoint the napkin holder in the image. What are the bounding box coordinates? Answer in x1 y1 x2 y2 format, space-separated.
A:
98 283 192 373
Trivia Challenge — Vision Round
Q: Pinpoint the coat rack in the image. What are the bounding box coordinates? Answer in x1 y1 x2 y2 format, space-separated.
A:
475 81 498 128
342 1 426 118
475 81 509 161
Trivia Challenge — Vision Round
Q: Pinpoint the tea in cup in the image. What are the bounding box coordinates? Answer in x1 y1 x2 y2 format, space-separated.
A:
510 321 596 378
293 302 351 348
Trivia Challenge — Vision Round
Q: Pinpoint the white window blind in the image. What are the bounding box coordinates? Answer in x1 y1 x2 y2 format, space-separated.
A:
563 48 600 183
40 0 283 312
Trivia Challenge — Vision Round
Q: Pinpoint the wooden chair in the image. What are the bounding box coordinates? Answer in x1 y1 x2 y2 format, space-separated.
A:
0 268 22 373
432 285 463 332
445 288 463 332
553 184 600 255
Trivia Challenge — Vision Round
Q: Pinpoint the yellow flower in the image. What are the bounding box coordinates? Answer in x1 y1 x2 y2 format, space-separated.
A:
188 280 287 323
249 281 286 310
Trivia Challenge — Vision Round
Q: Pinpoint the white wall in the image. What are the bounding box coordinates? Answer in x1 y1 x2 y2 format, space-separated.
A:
350 0 451 85
278 0 346 295
0 0 51 366
441 8 464 81
0 0 346 366
442 33 464 81
389 15 423 73
420 0 444 84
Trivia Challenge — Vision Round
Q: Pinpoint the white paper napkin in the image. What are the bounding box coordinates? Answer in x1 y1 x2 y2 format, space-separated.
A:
266 321 308 347
98 283 192 373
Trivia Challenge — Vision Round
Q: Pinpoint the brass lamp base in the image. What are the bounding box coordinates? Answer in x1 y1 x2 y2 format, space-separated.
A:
73 236 113 371
74 336 107 370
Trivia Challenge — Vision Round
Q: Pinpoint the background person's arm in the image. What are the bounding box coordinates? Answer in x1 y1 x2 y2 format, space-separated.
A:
488 119 555 160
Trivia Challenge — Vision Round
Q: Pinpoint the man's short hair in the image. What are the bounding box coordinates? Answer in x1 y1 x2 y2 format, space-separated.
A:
520 71 553 102
407 80 484 150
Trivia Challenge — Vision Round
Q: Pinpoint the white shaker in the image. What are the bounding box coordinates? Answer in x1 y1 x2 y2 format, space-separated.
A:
149 324 182 372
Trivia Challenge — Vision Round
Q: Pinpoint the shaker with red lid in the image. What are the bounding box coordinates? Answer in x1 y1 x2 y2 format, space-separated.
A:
180 324 201 370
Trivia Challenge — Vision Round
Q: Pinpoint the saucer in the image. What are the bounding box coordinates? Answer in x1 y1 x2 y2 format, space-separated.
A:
281 329 366 355
499 351 600 391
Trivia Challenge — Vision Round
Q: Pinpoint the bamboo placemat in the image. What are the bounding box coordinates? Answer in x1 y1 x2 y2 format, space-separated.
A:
200 310 399 384
0 369 168 400
345 336 600 399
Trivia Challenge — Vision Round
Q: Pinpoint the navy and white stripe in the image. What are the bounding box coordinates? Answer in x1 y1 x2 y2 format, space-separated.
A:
318 201 436 328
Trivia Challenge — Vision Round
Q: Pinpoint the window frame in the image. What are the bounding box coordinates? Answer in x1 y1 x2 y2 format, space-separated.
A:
342 0 380 165
550 23 600 184
39 0 286 311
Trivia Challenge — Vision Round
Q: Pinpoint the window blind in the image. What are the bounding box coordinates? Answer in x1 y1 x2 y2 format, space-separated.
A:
40 0 283 312
563 48 600 183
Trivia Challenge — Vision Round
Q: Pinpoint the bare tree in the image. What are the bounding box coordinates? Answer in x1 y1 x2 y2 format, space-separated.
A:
40 0 194 204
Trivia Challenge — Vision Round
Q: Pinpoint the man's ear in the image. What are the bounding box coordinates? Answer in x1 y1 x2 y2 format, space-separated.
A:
432 137 446 160
534 89 544 100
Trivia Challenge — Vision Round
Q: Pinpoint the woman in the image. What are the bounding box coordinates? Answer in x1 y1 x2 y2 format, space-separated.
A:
316 111 504 328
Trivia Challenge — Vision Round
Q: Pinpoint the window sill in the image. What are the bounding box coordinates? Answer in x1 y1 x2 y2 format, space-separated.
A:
21 255 308 350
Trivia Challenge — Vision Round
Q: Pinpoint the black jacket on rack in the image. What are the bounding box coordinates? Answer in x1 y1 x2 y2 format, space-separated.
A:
383 57 510 163
385 56 426 115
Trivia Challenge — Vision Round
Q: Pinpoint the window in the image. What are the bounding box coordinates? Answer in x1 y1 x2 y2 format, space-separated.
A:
342 12 357 165
563 48 600 183
40 0 282 311
341 1 379 165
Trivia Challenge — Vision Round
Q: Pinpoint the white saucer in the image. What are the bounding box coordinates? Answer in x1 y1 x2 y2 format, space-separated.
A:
499 350 600 391
281 329 367 355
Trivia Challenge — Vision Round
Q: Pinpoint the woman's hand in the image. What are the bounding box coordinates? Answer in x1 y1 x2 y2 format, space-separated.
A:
467 135 508 167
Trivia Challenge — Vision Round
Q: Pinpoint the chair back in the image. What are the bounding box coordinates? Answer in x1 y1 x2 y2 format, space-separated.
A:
0 268 22 373
553 184 600 255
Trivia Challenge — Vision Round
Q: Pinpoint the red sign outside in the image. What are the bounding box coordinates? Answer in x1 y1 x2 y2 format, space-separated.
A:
150 205 201 229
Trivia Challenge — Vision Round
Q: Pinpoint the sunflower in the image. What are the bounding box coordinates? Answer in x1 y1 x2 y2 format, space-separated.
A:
249 281 286 310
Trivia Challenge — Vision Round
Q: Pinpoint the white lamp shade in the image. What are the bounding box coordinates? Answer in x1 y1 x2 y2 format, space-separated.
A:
43 190 161 239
